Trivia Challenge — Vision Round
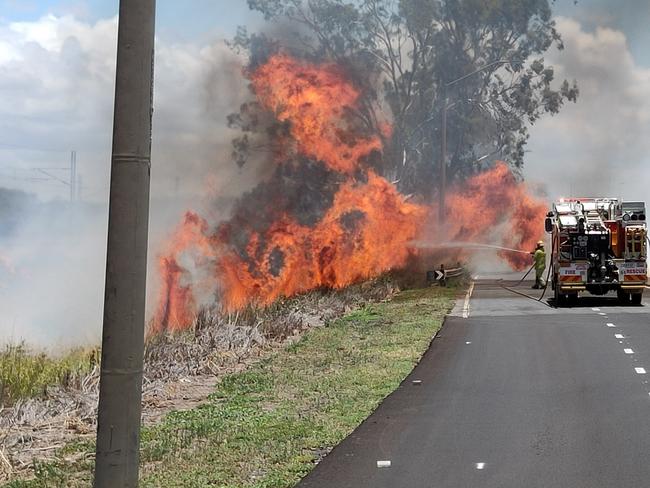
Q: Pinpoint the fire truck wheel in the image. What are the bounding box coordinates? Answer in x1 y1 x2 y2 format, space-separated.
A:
568 293 578 306
554 284 566 307
631 293 643 306
617 289 631 304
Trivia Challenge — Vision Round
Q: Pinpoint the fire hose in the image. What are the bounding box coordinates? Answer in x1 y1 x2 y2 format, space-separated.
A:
500 233 557 306
513 264 535 286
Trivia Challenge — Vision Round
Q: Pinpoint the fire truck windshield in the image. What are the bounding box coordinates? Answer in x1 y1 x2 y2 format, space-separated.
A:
559 215 578 226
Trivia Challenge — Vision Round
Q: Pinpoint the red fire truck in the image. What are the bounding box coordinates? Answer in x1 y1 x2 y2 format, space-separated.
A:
545 198 647 306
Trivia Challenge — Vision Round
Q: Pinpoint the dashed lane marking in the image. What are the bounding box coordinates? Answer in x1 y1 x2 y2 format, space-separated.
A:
607 323 616 327
615 334 624 339
476 463 485 470
636 368 647 374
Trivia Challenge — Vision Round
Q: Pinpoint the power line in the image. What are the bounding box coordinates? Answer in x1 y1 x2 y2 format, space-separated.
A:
0 150 80 202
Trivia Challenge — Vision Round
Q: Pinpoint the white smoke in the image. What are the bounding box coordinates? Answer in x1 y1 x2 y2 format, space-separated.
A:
526 17 650 206
0 14 256 349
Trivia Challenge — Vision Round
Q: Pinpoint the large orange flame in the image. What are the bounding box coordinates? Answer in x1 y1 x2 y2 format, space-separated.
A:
216 171 425 310
251 55 382 174
152 54 546 333
152 212 214 332
444 162 547 270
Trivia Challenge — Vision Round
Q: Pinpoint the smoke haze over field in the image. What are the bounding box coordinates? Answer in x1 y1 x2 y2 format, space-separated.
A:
0 14 260 348
0 190 106 348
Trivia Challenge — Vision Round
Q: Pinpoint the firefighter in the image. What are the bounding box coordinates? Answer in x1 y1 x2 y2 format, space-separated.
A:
531 241 546 289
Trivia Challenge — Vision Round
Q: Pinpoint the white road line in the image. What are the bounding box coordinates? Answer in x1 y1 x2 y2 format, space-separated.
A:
598 312 607 316
592 308 601 311
625 349 635 354
615 334 624 339
462 281 475 319
607 323 616 327
636 368 647 374
476 463 485 470
377 460 391 468
465 341 472 345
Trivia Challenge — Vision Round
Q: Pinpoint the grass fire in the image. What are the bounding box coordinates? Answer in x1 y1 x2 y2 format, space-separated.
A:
152 54 547 333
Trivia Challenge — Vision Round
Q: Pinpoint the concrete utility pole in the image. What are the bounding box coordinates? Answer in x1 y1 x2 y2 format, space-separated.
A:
94 1 156 487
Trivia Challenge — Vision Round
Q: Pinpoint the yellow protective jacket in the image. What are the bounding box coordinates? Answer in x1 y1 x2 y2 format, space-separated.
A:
533 249 546 271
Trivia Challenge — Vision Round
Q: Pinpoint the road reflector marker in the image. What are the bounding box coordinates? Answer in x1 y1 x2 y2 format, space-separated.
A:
476 462 485 470
636 368 647 374
607 323 616 327
377 460 391 468
615 334 624 339
412 380 422 385
625 349 634 354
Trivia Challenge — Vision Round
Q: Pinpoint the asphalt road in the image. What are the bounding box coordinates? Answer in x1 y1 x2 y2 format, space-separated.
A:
298 278 650 488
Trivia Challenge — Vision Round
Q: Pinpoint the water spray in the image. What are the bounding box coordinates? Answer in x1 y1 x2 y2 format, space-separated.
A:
410 241 531 255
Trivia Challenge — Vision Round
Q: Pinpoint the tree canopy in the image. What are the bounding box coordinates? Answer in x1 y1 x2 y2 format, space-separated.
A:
230 0 578 197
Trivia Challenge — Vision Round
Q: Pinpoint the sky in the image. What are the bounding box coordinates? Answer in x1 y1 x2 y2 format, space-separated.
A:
0 1 260 40
525 0 650 202
2 0 650 347
0 0 649 201
0 1 263 202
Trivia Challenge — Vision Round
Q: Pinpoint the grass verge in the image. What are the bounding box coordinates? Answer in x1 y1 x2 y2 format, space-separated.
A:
4 285 456 488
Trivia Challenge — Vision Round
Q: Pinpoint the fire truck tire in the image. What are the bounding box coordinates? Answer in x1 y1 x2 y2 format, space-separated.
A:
568 293 579 306
631 293 643 305
617 289 631 304
554 282 566 307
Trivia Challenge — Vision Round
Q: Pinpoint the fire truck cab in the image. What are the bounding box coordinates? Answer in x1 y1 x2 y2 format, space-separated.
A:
545 198 647 306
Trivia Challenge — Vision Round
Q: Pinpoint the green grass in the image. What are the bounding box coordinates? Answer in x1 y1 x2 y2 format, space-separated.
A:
0 343 97 406
4 285 456 488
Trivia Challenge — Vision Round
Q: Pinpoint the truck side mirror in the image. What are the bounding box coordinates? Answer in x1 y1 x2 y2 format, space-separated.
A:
545 217 553 233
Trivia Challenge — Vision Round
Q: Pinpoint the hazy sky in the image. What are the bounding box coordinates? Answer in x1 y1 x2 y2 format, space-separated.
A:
524 1 650 203
0 0 648 202
0 0 649 202
0 1 263 202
